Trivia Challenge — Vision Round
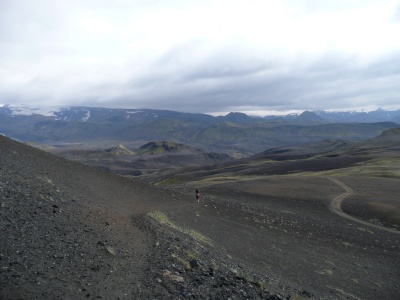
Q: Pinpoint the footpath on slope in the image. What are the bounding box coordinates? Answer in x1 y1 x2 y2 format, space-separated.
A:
0 135 286 299
328 177 400 234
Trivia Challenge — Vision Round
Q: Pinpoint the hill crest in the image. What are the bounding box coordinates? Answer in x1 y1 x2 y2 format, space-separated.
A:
137 141 191 155
294 111 327 124
105 144 135 156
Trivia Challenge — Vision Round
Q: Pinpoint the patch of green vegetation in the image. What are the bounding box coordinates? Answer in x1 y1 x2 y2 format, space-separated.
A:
170 244 202 270
255 280 269 289
199 176 241 182
148 211 212 245
342 242 354 248
357 227 374 234
187 252 196 260
230 267 254 283
315 158 400 178
156 177 180 186
230 268 281 294
171 253 192 269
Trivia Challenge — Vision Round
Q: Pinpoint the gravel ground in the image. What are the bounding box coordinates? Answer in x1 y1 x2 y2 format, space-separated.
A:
4 133 398 299
167 177 400 300
0 135 288 299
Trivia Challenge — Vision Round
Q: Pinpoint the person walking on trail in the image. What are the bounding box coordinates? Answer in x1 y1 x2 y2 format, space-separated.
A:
195 189 200 203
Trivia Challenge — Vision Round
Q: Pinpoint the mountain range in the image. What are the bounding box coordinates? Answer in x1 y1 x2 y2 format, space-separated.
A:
1 105 399 157
2 105 400 123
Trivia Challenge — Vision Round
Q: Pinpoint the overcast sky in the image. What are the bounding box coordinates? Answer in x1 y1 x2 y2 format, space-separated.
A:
1 0 399 116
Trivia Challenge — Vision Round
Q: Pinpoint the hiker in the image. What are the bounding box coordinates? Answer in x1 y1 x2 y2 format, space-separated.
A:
195 188 200 203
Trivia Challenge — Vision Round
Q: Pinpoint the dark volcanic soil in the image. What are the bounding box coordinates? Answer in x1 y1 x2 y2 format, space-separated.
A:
2 134 399 299
1 135 287 299
167 176 400 299
339 176 400 229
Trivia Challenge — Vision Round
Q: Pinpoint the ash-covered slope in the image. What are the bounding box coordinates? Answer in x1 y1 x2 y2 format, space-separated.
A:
0 134 167 299
0 135 284 299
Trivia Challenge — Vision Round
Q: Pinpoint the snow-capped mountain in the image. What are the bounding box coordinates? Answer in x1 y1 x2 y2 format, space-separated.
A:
315 109 400 123
1 104 398 156
2 104 400 124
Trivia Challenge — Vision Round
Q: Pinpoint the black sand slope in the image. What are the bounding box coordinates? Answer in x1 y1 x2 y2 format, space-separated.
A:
165 176 400 300
2 132 399 299
0 135 289 299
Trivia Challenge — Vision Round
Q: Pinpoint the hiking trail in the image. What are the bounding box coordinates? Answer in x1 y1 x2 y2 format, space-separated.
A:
328 177 399 234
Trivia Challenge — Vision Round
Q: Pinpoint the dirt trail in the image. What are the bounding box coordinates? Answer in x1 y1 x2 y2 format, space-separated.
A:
328 177 400 234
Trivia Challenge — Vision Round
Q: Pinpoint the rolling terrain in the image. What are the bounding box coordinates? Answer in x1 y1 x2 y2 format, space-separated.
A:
1 127 399 299
1 105 399 157
145 128 400 299
41 141 233 176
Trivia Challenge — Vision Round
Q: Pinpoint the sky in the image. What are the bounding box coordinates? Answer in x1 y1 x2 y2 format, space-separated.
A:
1 0 399 116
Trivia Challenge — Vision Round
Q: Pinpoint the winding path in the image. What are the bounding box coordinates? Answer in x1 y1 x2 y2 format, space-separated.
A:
328 177 399 234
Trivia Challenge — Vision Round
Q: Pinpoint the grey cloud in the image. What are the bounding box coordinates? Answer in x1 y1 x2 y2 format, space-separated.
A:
1 1 399 115
183 59 272 82
89 50 400 114
153 39 277 83
394 5 400 22
2 49 399 115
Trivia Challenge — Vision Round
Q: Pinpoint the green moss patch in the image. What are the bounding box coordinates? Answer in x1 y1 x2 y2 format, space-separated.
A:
148 211 212 246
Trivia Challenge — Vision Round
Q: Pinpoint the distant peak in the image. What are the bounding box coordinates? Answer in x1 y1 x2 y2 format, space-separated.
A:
226 112 248 117
105 144 135 156
299 110 318 116
295 111 326 123
224 112 252 123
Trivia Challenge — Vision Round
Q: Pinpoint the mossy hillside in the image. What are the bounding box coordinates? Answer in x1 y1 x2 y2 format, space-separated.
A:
315 158 400 178
155 177 180 186
148 211 212 246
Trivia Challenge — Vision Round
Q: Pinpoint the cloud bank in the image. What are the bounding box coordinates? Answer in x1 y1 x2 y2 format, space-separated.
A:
1 0 399 115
